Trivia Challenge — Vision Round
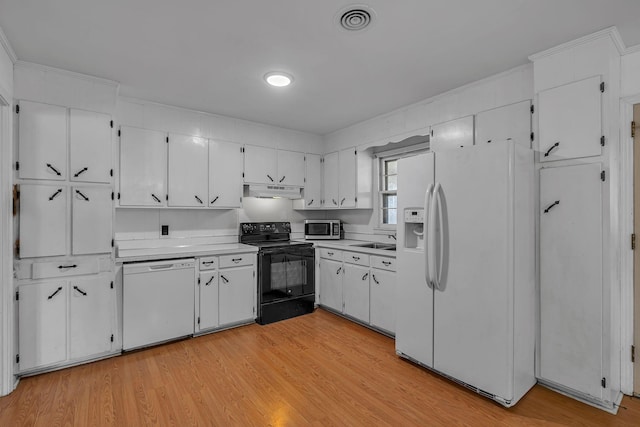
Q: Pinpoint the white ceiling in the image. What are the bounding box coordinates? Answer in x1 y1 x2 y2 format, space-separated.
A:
1 0 640 135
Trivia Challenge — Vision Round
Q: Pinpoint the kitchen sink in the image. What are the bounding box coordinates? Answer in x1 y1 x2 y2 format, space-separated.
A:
352 242 396 251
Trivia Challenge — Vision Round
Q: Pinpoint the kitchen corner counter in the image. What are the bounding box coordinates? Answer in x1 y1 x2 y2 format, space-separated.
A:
302 239 397 257
116 243 258 263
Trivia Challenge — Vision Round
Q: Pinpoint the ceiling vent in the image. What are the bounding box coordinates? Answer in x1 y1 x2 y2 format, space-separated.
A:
338 5 375 32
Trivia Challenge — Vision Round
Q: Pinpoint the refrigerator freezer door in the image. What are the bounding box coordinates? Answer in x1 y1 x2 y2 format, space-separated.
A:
395 153 435 367
432 142 513 400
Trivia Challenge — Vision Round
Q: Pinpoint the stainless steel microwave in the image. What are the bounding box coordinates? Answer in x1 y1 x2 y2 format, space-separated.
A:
304 220 341 240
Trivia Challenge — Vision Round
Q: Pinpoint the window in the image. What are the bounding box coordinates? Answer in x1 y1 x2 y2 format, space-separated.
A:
379 157 398 227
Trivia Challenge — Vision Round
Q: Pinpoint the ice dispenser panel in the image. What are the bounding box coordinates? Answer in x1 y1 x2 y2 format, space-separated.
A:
404 208 425 249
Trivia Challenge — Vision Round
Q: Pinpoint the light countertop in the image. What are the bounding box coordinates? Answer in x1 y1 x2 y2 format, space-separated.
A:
116 243 258 263
300 239 397 257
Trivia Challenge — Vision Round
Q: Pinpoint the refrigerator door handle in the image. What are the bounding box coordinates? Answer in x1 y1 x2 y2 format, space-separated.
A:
427 182 440 289
424 183 434 288
433 182 445 291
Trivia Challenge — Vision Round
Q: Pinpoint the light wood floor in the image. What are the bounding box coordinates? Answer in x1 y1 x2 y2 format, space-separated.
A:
1 309 639 426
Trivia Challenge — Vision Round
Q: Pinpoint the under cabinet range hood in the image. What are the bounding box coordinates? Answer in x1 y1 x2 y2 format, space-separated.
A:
244 184 302 199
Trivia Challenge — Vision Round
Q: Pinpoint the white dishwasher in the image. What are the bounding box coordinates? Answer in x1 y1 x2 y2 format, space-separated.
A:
123 259 195 350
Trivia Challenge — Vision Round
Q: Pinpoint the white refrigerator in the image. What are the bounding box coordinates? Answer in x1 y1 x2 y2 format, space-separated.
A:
395 140 536 407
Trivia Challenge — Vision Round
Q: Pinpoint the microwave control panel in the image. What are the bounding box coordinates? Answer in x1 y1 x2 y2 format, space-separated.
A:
404 209 425 223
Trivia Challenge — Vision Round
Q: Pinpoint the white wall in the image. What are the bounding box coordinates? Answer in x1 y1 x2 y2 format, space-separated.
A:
622 47 640 98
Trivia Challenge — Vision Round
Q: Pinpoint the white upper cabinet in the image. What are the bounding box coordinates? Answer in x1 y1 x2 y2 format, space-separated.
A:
167 133 208 207
276 150 305 186
243 145 278 184
70 109 113 183
339 148 357 208
71 186 113 255
18 101 67 181
119 126 167 207
476 100 532 148
302 153 322 208
20 184 67 258
429 115 474 151
538 76 602 162
209 140 243 208
323 152 339 208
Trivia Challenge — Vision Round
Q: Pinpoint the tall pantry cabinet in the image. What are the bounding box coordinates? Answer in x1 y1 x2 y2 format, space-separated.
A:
14 99 117 374
530 30 622 410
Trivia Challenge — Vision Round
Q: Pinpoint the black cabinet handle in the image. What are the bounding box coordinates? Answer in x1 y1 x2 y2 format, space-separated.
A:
232 258 242 263
279 176 286 183
73 285 87 296
361 273 369 281
46 163 61 176
332 199 338 206
47 287 63 300
336 267 342 275
544 142 560 157
202 261 215 265
58 264 77 269
75 190 89 201
211 196 219 204
267 174 274 182
382 260 392 266
341 198 346 205
205 277 215 286
49 189 63 201
352 256 360 261
221 275 229 283
307 199 314 206
327 251 334 256
73 167 88 177
195 195 203 204
372 274 379 284
544 200 560 213
151 194 161 203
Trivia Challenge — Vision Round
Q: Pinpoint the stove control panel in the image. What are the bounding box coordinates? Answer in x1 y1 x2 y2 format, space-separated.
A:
240 222 291 235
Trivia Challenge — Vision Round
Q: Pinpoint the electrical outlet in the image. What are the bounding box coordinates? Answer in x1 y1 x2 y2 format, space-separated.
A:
161 225 169 237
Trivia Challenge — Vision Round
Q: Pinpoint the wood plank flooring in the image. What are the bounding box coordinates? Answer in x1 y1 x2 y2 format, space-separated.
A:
1 309 639 426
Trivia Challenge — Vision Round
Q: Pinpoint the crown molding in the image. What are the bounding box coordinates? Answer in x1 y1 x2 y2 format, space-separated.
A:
624 43 640 55
529 26 626 61
15 60 119 88
0 25 17 63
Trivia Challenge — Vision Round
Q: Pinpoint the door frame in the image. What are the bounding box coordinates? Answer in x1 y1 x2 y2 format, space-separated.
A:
619 95 640 395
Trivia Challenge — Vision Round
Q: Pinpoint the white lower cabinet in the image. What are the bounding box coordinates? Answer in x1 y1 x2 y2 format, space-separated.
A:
370 268 396 334
198 271 219 330
219 267 255 325
319 257 343 313
343 263 370 322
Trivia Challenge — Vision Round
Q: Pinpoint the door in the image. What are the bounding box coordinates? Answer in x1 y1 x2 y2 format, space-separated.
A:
319 258 343 312
199 271 219 330
72 186 113 255
370 268 395 333
243 145 277 184
119 126 167 206
168 133 208 207
476 100 531 148
395 152 434 367
303 153 322 208
219 267 254 325
277 150 305 186
70 109 112 183
430 116 474 151
69 274 113 359
323 152 339 208
19 281 67 371
20 184 67 258
18 101 67 180
634 104 640 396
338 148 356 208
538 76 602 162
260 247 314 304
540 162 603 400
343 263 370 322
209 140 242 208
432 142 512 399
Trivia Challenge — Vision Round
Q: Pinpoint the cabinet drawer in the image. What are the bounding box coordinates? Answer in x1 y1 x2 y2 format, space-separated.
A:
343 251 369 266
370 256 396 271
219 253 254 268
319 248 342 260
32 258 100 279
199 256 218 270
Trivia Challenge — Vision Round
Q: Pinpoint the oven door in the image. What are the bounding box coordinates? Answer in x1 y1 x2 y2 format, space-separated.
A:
260 246 315 304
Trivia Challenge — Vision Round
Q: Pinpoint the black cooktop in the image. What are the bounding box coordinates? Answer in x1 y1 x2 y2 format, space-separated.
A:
239 222 313 249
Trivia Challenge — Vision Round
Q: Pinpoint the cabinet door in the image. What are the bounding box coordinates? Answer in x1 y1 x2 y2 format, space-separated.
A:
209 140 243 208
339 148 357 208
538 76 602 162
219 267 255 325
343 263 370 322
119 126 167 206
20 184 67 258
69 274 113 359
303 153 322 208
323 152 339 208
475 100 531 148
277 150 305 186
199 271 219 330
243 145 277 184
430 115 474 151
18 101 67 181
370 268 395 333
540 163 603 399
19 281 67 371
319 258 343 312
70 109 113 183
167 133 208 207
72 187 113 255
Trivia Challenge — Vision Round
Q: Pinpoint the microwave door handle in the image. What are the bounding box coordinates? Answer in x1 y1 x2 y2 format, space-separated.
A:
424 183 434 288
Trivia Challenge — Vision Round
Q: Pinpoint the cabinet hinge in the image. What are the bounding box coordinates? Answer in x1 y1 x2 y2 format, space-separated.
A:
15 354 19 364
117 192 121 200
601 377 606 388
111 192 114 200
600 82 605 93
632 345 636 362
632 121 636 138
166 194 168 201
431 129 434 137
601 170 606 182
15 291 19 301
632 234 636 250
241 147 245 153
197 317 200 325
355 197 358 203
530 104 534 114
15 104 19 114
110 169 113 177
253 271 255 277
242 172 245 178
15 161 19 171
110 120 114 128
15 239 19 257
110 281 114 289
111 239 114 247
530 132 534 142
166 136 169 143
354 149 357 155
198 277 201 284
110 334 114 343
601 136 605 147
118 129 121 137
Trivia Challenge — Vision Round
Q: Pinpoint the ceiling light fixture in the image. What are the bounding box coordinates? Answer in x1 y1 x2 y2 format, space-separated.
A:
264 72 293 87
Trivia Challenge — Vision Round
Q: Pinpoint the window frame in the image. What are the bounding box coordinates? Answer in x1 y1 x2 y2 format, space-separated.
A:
377 154 401 230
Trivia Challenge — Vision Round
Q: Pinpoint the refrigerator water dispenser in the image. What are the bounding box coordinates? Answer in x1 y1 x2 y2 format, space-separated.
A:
404 208 425 249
